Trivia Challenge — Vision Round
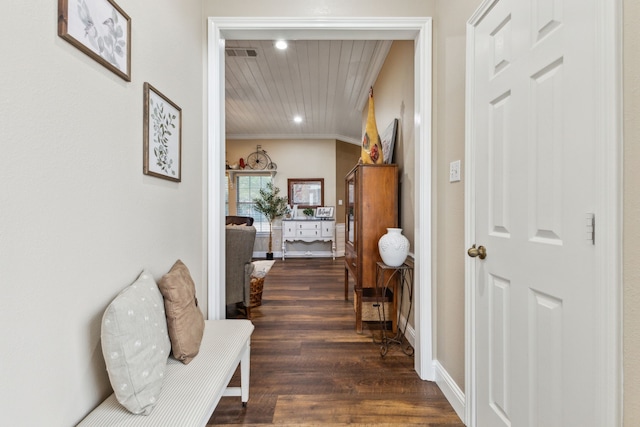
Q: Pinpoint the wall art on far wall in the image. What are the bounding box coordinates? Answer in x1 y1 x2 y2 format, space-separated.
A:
288 178 324 209
58 0 131 81
143 83 182 182
381 118 398 164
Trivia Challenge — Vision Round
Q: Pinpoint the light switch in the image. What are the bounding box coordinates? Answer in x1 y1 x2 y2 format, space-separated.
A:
338 199 343 206
450 160 461 182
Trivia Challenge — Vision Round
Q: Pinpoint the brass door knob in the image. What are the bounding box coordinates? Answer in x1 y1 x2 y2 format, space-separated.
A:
467 244 487 259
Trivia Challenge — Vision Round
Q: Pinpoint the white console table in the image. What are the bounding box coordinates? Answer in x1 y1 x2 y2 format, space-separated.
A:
281 219 336 260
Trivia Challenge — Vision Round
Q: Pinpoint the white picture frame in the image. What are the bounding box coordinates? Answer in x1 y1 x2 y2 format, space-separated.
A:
315 206 334 218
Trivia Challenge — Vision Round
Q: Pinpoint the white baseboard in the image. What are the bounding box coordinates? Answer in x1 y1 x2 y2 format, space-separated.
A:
433 360 466 423
398 316 466 423
398 313 416 348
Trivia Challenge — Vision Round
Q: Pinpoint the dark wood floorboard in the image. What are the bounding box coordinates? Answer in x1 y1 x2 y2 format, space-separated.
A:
209 258 464 426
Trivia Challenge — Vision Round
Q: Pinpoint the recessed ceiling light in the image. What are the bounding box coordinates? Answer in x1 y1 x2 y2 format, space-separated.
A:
293 115 302 123
275 40 288 50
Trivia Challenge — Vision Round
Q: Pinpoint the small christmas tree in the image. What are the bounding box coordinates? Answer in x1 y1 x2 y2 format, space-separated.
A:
253 181 288 259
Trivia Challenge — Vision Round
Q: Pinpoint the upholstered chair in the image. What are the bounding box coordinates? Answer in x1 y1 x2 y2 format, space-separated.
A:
225 225 256 318
225 216 255 226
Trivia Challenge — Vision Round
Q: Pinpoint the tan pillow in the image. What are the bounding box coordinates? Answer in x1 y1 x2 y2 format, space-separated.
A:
158 260 205 364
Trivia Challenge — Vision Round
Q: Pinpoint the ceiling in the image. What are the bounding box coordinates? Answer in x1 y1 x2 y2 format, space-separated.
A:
224 39 391 144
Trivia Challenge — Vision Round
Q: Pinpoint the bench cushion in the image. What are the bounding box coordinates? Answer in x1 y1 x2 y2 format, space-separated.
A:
78 319 254 427
101 271 171 415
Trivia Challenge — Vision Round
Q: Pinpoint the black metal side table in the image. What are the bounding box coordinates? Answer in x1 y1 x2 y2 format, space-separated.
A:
374 261 414 357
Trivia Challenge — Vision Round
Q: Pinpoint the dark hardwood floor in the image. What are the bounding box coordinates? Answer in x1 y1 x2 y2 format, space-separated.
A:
210 258 464 426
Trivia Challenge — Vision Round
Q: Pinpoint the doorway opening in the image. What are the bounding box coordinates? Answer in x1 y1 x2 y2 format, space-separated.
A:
207 17 434 380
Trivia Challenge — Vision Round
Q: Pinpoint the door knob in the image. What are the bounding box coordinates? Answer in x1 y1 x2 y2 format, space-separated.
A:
467 244 487 259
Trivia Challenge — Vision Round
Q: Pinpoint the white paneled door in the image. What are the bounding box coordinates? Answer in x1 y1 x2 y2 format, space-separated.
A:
468 0 603 426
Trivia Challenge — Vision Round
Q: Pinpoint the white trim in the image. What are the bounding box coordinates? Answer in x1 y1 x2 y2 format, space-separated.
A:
595 0 623 424
413 18 435 382
398 311 416 349
207 20 226 321
464 3 486 425
464 1 623 426
434 361 466 423
207 17 434 381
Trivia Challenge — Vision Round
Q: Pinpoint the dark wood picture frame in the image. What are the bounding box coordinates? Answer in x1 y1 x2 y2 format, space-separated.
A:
288 178 324 209
143 83 182 182
58 0 131 81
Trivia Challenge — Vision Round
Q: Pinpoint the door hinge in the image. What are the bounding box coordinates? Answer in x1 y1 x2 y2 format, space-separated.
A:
586 213 595 245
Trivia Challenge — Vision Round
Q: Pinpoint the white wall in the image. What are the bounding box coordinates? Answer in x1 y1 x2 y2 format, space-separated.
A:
432 0 483 394
363 40 416 333
365 41 415 250
0 0 205 424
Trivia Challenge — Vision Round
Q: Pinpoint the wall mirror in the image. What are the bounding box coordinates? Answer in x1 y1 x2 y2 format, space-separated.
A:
288 178 324 209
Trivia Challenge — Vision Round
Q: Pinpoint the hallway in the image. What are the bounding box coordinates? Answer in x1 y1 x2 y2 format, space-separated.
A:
210 257 463 426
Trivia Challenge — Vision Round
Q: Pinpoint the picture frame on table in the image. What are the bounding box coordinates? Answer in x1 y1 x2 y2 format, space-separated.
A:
143 83 182 182
315 206 335 219
58 0 131 81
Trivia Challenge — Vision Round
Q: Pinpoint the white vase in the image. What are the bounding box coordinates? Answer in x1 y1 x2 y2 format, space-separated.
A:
378 228 409 267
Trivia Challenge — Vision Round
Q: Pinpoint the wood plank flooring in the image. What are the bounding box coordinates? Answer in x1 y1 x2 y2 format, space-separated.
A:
209 258 464 426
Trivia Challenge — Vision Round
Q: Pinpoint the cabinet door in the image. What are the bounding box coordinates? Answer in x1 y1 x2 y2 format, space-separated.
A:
321 221 334 238
282 222 296 238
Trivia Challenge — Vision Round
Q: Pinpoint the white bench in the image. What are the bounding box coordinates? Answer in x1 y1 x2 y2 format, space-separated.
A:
78 319 254 427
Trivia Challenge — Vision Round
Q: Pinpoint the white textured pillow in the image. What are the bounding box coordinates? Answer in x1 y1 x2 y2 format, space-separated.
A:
101 270 171 415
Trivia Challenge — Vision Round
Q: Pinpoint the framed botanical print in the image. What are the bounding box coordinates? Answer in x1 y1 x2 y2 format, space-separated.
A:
143 83 182 182
58 0 131 81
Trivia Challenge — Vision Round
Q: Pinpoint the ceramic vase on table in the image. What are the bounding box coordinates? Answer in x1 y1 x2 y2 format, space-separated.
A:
378 228 409 267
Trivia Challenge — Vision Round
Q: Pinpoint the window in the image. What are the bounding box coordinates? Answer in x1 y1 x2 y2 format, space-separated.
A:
236 174 272 232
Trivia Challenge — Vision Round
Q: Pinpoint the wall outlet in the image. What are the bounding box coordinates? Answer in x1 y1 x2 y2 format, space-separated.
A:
450 160 461 182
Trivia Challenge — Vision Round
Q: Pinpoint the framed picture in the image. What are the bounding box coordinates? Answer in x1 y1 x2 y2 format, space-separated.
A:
381 118 398 164
288 178 324 208
315 206 335 219
143 83 182 182
58 0 131 81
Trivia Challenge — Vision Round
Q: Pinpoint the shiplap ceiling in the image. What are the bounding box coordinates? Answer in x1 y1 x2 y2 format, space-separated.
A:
224 39 391 144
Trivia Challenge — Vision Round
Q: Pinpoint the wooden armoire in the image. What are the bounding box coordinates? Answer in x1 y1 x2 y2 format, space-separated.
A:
344 163 398 333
